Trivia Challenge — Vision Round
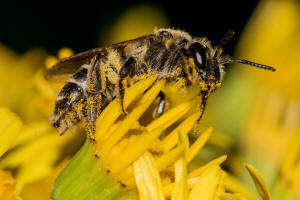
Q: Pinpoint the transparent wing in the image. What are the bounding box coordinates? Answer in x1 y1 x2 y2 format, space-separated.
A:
45 33 156 82
45 48 103 81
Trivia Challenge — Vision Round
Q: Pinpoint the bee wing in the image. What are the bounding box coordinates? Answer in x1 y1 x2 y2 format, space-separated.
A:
45 48 103 81
45 33 156 82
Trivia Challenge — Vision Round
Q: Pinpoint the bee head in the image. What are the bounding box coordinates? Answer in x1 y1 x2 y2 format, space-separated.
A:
188 30 275 95
188 42 221 85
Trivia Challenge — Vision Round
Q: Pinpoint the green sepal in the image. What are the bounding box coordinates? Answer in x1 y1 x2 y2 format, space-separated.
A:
51 140 138 200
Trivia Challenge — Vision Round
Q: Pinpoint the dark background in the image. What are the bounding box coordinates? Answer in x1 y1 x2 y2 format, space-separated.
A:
0 1 258 54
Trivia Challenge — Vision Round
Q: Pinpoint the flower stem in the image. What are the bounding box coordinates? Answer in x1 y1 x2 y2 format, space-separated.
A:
51 140 137 200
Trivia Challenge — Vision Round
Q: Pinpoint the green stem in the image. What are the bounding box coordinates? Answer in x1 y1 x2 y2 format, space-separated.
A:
51 140 138 200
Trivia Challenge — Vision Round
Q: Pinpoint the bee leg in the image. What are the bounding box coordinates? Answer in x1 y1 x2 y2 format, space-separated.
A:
86 54 102 142
152 91 168 118
193 96 207 136
117 57 136 115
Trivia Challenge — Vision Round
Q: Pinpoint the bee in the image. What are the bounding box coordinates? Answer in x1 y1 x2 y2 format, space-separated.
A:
46 28 275 138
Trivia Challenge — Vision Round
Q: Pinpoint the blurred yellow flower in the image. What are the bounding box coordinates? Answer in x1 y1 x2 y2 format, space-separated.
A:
0 170 16 200
219 0 300 199
0 46 84 199
99 4 169 45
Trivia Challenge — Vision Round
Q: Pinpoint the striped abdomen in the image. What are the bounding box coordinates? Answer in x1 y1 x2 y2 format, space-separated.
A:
50 65 88 135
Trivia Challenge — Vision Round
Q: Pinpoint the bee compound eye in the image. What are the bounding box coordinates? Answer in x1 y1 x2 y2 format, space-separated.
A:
188 43 208 75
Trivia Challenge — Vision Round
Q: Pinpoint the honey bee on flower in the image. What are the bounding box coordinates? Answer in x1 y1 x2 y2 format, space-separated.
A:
46 28 275 139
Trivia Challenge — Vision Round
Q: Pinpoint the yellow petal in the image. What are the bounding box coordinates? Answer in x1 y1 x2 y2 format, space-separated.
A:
58 47 74 59
156 126 190 172
0 108 22 157
188 155 227 178
189 165 221 200
16 148 59 192
156 145 184 171
11 120 51 148
99 80 164 158
186 127 213 163
0 131 74 193
95 77 156 146
219 193 247 200
109 126 164 174
0 170 16 200
161 111 199 152
146 100 195 132
280 133 300 181
292 162 300 192
172 157 188 200
0 132 67 169
45 56 58 69
224 175 258 200
134 152 165 200
243 163 271 200
20 159 69 200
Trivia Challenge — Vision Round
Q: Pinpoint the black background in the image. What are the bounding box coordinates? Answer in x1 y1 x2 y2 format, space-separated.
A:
0 1 258 54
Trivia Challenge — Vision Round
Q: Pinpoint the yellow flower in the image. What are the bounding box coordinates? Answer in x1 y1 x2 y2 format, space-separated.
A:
0 46 84 199
207 0 300 199
51 78 272 200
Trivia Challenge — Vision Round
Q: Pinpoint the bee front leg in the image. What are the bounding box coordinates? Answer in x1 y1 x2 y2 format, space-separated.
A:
193 96 207 136
86 54 102 141
117 57 136 115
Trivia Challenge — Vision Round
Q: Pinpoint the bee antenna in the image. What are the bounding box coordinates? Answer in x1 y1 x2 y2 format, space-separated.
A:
220 59 276 72
214 30 235 58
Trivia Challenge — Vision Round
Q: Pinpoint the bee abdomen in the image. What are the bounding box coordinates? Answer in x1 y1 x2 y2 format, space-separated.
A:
51 66 88 135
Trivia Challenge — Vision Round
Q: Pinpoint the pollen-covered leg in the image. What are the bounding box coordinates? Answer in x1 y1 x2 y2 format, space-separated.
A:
117 57 136 115
86 54 102 141
193 97 207 136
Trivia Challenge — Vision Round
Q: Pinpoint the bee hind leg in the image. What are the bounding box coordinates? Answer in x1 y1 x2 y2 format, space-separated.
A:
117 57 136 115
86 54 103 142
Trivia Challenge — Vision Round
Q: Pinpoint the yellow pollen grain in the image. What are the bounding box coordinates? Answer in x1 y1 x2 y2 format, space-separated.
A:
200 82 208 91
175 78 186 89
